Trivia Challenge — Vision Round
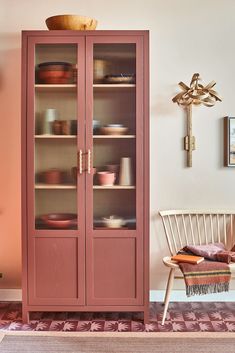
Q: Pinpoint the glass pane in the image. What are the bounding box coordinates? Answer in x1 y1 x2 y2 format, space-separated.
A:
93 43 136 230
34 44 78 230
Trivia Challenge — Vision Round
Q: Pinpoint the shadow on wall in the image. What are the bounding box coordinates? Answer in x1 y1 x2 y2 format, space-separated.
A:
0 32 22 288
219 117 225 168
150 212 169 290
151 85 177 117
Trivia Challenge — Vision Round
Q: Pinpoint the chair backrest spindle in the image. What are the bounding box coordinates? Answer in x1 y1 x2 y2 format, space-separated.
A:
224 214 227 246
189 215 195 245
217 214 220 243
196 215 201 245
159 210 235 255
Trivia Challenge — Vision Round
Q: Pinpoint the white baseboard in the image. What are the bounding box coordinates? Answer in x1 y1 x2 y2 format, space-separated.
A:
150 290 235 302
0 289 22 301
0 289 235 302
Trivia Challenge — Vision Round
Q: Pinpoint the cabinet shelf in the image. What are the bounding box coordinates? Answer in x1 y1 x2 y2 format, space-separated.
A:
35 84 77 92
35 184 135 190
93 84 135 89
35 84 135 90
35 184 76 189
35 135 77 139
93 185 135 189
93 135 135 139
35 135 135 139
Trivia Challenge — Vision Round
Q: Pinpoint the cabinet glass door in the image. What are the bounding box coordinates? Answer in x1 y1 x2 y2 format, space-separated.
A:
86 36 144 305
27 38 85 233
26 37 85 305
92 43 137 230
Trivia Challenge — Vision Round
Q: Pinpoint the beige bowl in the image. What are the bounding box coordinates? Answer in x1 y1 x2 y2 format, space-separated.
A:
45 15 98 30
102 216 126 228
100 127 128 135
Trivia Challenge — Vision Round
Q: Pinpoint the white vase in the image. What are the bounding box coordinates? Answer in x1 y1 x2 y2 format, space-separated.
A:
119 157 133 186
41 108 57 134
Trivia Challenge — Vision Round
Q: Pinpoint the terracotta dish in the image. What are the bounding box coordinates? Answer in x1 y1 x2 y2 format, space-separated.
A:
45 15 98 30
100 126 128 135
40 213 77 229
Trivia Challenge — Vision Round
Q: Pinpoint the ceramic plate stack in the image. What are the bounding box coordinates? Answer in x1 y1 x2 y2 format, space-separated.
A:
100 124 128 135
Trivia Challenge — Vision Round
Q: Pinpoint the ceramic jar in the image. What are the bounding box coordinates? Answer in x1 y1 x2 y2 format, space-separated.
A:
119 157 133 186
41 108 57 134
93 59 108 83
42 169 62 184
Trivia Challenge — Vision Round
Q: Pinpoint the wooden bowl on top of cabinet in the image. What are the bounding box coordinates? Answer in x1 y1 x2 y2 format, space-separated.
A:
45 15 98 30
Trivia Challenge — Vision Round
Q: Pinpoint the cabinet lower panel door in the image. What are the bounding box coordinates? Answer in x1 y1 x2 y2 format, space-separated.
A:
28 237 85 305
87 237 143 305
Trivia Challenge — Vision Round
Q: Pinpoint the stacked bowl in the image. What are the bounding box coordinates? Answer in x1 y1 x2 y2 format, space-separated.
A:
37 61 73 84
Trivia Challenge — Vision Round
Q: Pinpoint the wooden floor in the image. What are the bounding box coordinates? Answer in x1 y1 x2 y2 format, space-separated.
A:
1 334 235 353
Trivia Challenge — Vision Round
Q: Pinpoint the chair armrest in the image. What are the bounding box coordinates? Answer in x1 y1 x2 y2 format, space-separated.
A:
163 256 180 269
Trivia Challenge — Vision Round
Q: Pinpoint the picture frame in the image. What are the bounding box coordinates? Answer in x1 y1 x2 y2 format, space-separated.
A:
224 116 235 166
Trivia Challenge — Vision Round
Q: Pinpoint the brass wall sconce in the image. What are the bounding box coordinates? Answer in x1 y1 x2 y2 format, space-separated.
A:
172 73 222 167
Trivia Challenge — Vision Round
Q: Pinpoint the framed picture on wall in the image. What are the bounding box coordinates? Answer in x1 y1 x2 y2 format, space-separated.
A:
224 116 235 166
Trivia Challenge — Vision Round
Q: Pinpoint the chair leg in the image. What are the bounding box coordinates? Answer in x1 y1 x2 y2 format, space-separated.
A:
161 268 175 325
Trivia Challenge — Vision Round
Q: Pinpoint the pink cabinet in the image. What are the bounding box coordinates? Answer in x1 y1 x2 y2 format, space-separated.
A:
21 30 149 323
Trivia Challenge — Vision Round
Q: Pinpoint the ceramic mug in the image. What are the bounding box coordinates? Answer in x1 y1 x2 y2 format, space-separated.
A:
97 171 115 186
41 108 58 134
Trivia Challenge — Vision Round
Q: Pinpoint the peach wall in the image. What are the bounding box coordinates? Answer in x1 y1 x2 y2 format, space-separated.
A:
1 0 235 291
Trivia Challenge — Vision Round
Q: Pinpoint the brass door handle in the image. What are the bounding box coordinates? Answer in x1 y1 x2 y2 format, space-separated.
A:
87 149 91 174
78 150 83 174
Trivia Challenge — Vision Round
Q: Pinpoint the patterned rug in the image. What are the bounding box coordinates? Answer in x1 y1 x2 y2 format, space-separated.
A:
1 302 235 332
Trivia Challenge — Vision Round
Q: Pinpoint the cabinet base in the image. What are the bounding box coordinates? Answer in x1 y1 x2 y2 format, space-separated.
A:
22 305 149 325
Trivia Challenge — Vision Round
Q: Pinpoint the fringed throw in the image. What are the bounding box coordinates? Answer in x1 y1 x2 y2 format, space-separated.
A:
179 261 231 297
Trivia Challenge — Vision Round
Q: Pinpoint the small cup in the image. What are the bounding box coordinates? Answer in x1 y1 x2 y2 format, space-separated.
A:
97 171 115 186
71 167 77 183
70 120 77 135
61 120 71 135
52 120 62 135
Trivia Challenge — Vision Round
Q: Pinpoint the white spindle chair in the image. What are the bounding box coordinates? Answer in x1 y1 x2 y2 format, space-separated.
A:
159 210 235 325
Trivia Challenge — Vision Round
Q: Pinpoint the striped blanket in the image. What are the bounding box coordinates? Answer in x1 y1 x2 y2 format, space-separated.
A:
179 260 231 297
178 243 233 296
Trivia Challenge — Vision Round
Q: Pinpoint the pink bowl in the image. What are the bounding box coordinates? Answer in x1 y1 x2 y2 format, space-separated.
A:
97 171 115 186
